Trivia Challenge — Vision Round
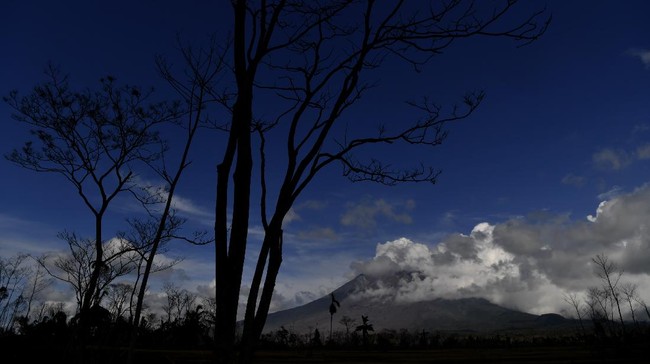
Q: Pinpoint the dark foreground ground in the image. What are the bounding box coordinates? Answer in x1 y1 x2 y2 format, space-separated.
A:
4 339 648 363
119 345 646 364
4 346 649 363
252 346 646 364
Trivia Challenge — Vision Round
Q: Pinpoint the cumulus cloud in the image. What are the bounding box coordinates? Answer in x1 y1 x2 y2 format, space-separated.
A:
341 198 414 229
587 201 607 222
350 184 650 315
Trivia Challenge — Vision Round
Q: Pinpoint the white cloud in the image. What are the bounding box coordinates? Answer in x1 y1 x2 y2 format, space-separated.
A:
131 176 213 222
587 201 607 222
171 194 213 219
597 185 623 201
350 184 650 315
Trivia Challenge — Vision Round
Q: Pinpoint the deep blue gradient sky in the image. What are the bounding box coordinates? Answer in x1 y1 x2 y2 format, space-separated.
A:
2 1 650 314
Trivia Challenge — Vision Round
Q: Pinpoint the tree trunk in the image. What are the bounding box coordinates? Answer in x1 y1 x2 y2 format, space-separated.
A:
239 227 283 364
215 80 253 362
215 2 256 361
83 213 104 312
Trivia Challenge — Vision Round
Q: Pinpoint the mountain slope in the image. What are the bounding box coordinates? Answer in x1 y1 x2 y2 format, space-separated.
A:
263 274 572 335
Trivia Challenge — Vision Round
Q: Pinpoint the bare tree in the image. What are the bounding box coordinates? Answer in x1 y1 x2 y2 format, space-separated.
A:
122 216 182 321
105 282 133 321
162 282 198 324
33 301 67 324
563 292 586 336
620 283 639 329
339 315 356 342
123 41 222 364
211 1 550 362
22 259 52 321
162 282 180 324
585 286 612 337
4 66 181 315
0 254 31 332
633 296 650 321
201 295 217 325
36 232 138 313
129 39 223 334
592 254 626 335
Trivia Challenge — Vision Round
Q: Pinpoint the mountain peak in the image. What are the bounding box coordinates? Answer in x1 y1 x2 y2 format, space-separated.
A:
330 274 369 299
263 276 570 335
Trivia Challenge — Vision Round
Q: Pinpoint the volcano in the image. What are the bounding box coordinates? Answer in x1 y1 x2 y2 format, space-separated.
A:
262 274 574 335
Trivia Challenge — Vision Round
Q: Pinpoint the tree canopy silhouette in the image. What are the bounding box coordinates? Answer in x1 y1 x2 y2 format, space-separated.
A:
4 65 181 316
355 314 374 347
210 1 550 363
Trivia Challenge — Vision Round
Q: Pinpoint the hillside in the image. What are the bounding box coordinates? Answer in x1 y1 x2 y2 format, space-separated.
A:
263 274 574 335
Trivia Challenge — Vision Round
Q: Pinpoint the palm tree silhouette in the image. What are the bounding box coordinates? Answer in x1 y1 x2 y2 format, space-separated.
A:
355 315 374 347
328 293 340 343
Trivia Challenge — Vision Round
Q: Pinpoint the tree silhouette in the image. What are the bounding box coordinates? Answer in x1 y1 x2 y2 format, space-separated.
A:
4 66 180 317
339 315 356 342
574 254 650 341
210 2 550 362
312 328 322 347
563 292 586 337
126 41 221 363
0 254 32 332
35 232 137 313
592 254 626 336
419 329 430 347
355 315 374 347
620 283 640 329
328 293 340 343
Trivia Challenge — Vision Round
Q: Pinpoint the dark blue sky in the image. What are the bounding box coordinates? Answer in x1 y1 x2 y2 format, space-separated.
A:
2 1 650 312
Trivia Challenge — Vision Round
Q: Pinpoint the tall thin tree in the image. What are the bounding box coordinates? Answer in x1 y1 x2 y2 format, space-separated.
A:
211 2 550 362
329 293 340 343
126 41 224 363
4 66 181 315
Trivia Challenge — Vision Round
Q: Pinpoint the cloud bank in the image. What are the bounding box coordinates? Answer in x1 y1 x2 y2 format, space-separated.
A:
351 184 650 315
